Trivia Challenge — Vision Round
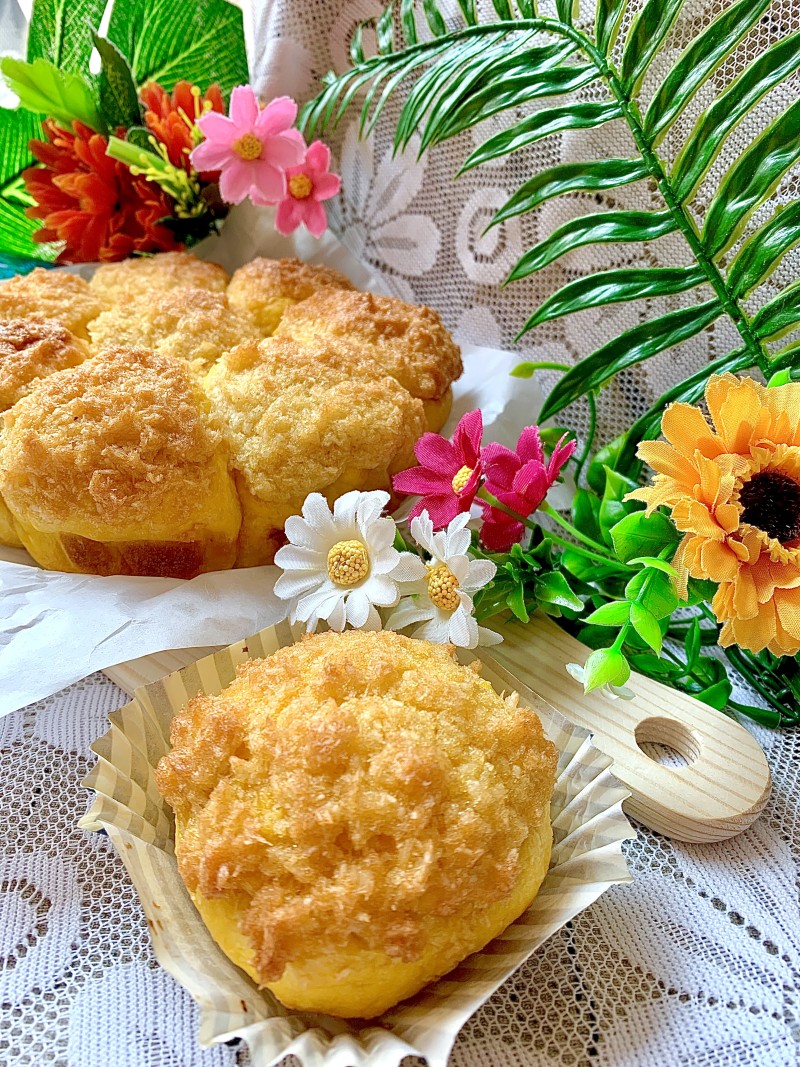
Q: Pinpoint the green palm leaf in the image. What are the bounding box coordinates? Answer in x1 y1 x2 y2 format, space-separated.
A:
306 0 800 442
518 266 707 335
539 300 724 421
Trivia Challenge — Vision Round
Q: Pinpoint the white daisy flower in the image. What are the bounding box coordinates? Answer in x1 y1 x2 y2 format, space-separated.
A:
565 662 635 701
274 490 421 632
386 511 502 649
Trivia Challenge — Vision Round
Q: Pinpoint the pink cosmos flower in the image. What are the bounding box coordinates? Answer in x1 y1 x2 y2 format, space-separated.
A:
275 140 341 238
480 427 576 551
393 409 484 529
190 86 305 205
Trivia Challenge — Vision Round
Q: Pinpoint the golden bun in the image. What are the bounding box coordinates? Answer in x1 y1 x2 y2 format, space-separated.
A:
204 336 426 566
0 346 241 576
226 256 355 335
276 289 462 431
88 288 258 374
0 268 104 339
156 629 558 1018
0 317 89 412
89 251 229 303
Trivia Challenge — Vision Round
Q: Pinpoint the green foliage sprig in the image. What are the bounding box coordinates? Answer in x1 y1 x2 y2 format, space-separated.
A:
302 0 800 462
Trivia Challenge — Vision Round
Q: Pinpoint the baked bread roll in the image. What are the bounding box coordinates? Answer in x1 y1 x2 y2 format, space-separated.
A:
226 256 354 335
89 251 229 303
275 290 462 431
0 268 104 339
204 337 426 566
88 288 257 374
0 318 89 412
0 347 241 577
156 630 557 1018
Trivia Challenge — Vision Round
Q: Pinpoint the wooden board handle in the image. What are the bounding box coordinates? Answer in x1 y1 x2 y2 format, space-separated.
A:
481 615 771 842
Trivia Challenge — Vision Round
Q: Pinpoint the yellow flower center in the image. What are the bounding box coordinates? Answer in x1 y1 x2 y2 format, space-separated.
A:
327 539 369 586
231 133 263 161
451 465 473 494
288 173 313 199
427 564 460 611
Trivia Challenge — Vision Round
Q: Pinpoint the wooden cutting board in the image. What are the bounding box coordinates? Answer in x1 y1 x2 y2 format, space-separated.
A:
103 614 771 843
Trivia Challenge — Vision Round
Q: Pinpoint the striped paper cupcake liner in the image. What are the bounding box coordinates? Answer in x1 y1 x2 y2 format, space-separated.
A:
80 622 634 1067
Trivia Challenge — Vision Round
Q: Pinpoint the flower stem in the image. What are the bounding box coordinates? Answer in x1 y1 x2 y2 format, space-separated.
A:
540 501 609 554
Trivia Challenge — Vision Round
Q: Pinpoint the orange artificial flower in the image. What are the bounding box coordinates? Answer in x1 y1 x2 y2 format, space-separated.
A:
629 373 800 656
139 80 225 179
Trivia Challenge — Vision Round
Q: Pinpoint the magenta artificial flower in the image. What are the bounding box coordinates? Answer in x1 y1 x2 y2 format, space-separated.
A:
393 409 484 528
275 140 341 238
190 86 305 205
480 427 576 551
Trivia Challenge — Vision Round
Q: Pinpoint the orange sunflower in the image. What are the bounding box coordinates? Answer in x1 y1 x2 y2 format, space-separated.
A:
629 373 800 656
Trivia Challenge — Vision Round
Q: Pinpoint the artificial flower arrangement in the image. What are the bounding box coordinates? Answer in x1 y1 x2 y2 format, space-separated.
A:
273 378 800 728
0 0 340 266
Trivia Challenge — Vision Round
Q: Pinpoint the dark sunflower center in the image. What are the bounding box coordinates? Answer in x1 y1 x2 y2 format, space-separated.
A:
739 470 800 544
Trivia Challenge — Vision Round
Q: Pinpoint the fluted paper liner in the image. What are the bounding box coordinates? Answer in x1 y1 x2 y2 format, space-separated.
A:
80 621 634 1067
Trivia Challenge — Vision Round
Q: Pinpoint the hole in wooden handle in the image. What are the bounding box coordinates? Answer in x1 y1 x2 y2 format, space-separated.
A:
635 716 702 765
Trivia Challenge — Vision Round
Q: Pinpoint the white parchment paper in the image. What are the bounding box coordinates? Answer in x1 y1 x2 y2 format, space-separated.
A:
0 203 544 715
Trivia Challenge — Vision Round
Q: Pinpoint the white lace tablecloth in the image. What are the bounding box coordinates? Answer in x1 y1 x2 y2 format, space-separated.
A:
2 0 800 1062
1 674 798 1066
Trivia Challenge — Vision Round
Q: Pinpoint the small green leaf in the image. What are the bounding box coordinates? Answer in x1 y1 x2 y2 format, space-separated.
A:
685 577 719 606
672 31 800 202
534 571 583 611
625 569 679 619
703 97 800 258
586 437 626 495
610 510 680 564
752 279 800 341
507 209 676 283
583 648 631 690
599 467 639 544
519 266 706 334
727 201 800 299
91 32 142 130
461 100 622 173
539 300 723 422
630 603 662 653
697 679 732 711
572 488 602 543
561 548 620 583
684 618 702 666
620 0 685 95
0 56 106 132
489 158 647 230
628 556 680 577
642 0 771 143
629 653 679 678
507 582 529 623
584 601 631 626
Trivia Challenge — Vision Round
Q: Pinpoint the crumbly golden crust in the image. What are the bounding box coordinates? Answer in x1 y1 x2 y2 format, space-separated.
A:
157 630 557 985
0 346 227 533
88 288 257 373
0 318 89 411
226 257 355 335
276 290 462 401
89 252 229 303
204 335 426 514
0 268 104 339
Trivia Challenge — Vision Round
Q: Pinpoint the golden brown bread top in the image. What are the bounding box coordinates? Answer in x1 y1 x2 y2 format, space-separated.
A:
0 318 89 411
226 257 355 333
89 251 229 303
88 288 258 373
0 346 226 532
156 630 557 982
204 336 426 507
0 268 104 339
276 290 463 401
